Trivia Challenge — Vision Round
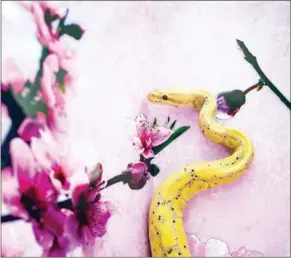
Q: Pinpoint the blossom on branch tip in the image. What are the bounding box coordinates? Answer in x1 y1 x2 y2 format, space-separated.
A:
133 113 172 158
18 114 47 142
126 162 149 185
2 138 59 220
30 133 72 192
216 90 246 120
65 164 115 255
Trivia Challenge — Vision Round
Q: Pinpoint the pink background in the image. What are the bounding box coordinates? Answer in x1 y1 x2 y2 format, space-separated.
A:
1 1 290 256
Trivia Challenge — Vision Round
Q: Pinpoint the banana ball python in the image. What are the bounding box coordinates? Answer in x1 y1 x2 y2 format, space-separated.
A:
147 88 254 257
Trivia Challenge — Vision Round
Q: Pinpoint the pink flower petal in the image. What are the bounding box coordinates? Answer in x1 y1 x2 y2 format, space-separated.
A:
49 41 74 61
44 54 59 73
72 183 89 207
41 206 66 236
31 2 54 45
1 167 29 220
44 243 68 257
151 126 172 146
32 219 54 251
86 163 103 187
18 117 45 142
10 138 37 193
41 63 56 108
82 238 105 257
30 137 56 169
87 201 111 238
18 1 33 12
1 103 9 117
2 58 25 93
47 107 68 134
142 149 154 159
62 209 80 249
127 162 148 184
33 171 58 203
135 113 149 131
81 226 94 247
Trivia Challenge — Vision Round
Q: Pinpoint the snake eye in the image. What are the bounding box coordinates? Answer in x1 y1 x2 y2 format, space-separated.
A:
162 95 168 100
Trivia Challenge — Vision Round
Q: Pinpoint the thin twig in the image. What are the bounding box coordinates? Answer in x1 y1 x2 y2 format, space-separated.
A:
237 39 291 110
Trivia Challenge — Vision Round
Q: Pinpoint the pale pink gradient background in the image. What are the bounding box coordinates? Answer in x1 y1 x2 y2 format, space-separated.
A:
1 1 290 257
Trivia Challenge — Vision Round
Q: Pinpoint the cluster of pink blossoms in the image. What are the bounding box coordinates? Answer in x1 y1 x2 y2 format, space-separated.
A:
1 1 114 257
125 113 173 185
1 2 185 257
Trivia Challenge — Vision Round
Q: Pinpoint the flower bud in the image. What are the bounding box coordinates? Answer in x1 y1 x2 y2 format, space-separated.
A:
126 162 148 184
216 90 246 120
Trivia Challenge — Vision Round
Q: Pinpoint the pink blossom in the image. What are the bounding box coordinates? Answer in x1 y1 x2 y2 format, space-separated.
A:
1 103 12 140
2 138 76 255
41 57 57 108
48 41 77 80
40 53 68 134
127 162 149 184
133 113 172 158
47 106 68 134
1 58 26 93
65 164 114 255
187 233 264 257
31 2 57 46
32 206 75 256
18 113 47 142
30 133 72 192
2 138 58 220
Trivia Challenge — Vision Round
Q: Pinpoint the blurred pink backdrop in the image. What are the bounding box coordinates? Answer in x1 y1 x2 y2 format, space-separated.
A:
1 1 290 256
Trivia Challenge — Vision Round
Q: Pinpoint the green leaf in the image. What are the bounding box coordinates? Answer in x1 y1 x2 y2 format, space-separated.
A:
11 86 47 118
58 8 69 31
59 83 65 93
59 23 84 40
169 120 177 130
44 9 58 29
152 126 190 155
56 68 68 93
25 80 41 102
149 164 160 177
25 100 48 118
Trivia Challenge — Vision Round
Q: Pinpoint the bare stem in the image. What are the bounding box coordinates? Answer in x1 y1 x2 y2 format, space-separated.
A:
237 39 291 110
243 80 264 95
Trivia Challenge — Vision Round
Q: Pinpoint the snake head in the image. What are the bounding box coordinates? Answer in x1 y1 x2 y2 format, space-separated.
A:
147 88 196 107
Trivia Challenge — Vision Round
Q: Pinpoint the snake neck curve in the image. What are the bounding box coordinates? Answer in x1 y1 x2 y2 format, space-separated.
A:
148 89 254 257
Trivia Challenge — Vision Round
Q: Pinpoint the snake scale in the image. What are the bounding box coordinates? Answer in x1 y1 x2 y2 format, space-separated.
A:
147 88 254 257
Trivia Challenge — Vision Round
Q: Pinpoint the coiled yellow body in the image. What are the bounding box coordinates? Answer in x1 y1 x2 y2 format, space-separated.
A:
147 89 254 257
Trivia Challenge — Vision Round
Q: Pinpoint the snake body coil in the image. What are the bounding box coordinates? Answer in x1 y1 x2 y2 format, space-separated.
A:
147 89 254 257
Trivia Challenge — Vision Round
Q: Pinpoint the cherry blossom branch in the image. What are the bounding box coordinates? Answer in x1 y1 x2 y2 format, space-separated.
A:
1 121 190 223
1 89 25 168
1 198 74 223
1 7 84 170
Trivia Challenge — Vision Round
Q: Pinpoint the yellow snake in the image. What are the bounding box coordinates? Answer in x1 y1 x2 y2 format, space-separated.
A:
147 88 254 257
